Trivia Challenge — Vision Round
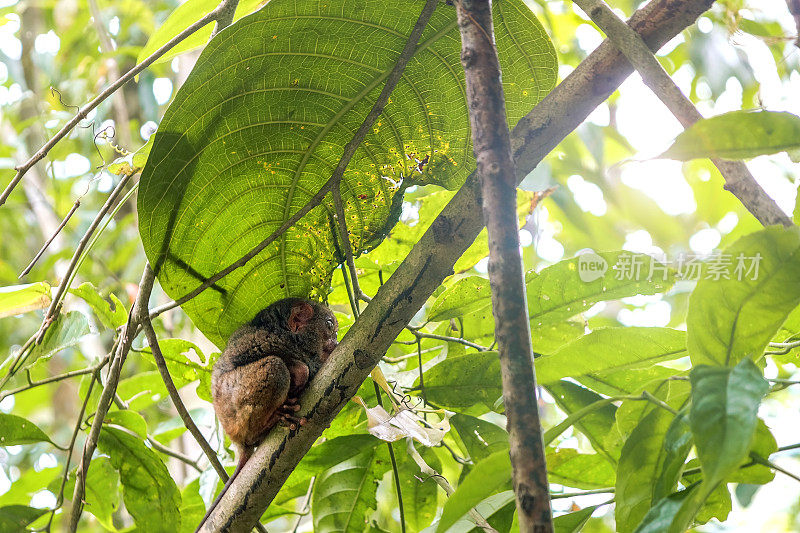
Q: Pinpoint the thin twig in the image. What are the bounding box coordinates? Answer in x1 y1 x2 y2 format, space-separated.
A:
212 0 239 37
416 337 427 409
36 171 134 345
19 201 80 277
332 187 364 311
139 278 229 482
46 372 98 532
68 266 155 532
148 436 203 472
766 339 800 355
0 355 109 402
0 1 235 208
749 453 800 483
152 0 439 321
401 331 490 352
407 439 497 533
289 478 314 533
550 488 615 499
572 0 792 227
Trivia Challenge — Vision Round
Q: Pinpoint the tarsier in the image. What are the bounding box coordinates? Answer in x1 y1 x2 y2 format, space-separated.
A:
197 298 338 530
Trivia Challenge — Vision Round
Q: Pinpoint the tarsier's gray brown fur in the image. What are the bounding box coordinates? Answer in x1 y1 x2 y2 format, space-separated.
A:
196 298 338 531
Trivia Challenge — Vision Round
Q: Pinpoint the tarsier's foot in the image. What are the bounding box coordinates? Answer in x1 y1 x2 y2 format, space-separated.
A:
280 397 300 409
278 398 305 429
278 412 307 430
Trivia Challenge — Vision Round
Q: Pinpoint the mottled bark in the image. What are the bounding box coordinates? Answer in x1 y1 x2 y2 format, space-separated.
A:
455 1 552 531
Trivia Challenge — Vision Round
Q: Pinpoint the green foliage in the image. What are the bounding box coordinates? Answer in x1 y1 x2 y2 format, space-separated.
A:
98 427 182 532
26 311 90 371
0 413 54 446
0 283 51 318
554 505 601 533
136 0 267 69
312 445 391 532
615 408 675 533
4 0 800 531
688 360 769 486
536 327 686 384
436 449 511 533
137 0 556 347
528 252 676 327
70 282 127 330
661 110 800 161
687 226 800 366
0 505 49 531
422 351 502 412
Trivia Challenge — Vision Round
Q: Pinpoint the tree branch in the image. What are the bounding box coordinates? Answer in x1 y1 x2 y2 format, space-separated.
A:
198 1 716 529
454 2 552 528
67 266 155 532
573 0 792 227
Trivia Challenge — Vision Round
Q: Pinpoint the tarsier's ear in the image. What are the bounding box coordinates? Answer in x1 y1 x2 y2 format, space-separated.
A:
288 302 314 332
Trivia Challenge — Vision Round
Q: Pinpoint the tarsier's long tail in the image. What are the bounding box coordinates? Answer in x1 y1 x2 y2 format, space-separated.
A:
195 446 252 532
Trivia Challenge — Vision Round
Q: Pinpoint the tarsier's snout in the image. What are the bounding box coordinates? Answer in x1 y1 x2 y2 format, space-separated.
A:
322 338 338 361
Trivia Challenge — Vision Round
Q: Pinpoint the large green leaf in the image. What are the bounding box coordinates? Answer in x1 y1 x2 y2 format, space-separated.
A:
664 360 768 532
689 360 768 487
615 408 675 533
687 226 800 366
436 449 511 533
136 0 266 69
0 413 53 446
652 412 692 503
98 426 181 532
450 414 507 462
69 282 127 330
278 434 379 505
0 505 48 531
660 110 800 161
528 252 676 326
25 311 89 371
428 276 491 322
141 338 213 401
138 0 556 347
546 448 616 489
0 282 50 318
726 419 776 485
536 327 686 385
83 457 121 530
1 468 58 507
422 351 502 412
554 505 601 533
633 489 692 533
546 380 618 463
397 445 440 532
311 446 391 532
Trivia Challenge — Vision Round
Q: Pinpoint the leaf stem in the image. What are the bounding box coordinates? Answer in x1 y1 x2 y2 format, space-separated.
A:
140 288 229 482
406 439 497 533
